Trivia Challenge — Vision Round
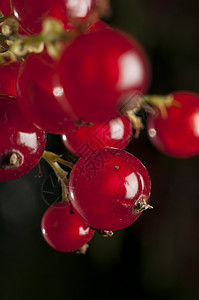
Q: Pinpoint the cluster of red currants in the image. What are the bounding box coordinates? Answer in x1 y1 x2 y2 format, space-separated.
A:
1 0 199 253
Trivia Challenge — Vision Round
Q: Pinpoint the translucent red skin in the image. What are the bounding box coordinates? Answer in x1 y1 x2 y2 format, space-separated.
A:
10 0 96 34
87 20 111 33
17 52 81 134
55 29 151 122
0 95 46 181
62 114 133 157
0 1 11 15
69 148 151 231
41 202 94 252
0 62 21 96
147 91 199 158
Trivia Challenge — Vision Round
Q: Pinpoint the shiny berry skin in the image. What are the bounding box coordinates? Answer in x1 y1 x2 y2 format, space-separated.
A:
41 202 94 252
0 62 21 96
69 148 151 231
62 114 133 157
17 52 81 134
0 95 46 181
0 1 11 15
55 29 151 122
10 0 96 34
87 20 111 33
147 91 199 158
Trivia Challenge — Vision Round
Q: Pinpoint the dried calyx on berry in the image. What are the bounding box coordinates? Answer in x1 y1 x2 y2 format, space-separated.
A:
0 151 22 169
0 95 46 182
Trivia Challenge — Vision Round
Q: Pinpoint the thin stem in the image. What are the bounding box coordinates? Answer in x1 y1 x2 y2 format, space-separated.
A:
42 151 73 203
122 93 177 122
143 94 174 106
143 94 178 119
0 13 14 23
42 150 74 169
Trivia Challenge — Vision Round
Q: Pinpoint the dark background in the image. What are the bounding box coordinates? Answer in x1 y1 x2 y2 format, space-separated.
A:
1 0 199 299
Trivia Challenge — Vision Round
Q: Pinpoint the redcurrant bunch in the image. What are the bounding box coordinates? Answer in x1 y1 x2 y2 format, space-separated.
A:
2 0 197 254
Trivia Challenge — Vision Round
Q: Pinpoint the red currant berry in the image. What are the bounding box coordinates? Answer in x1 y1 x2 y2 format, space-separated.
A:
41 202 94 252
0 95 46 181
87 20 111 33
0 62 21 96
17 52 81 134
10 0 96 34
0 1 11 15
62 114 132 157
55 29 151 122
68 148 151 231
147 91 199 157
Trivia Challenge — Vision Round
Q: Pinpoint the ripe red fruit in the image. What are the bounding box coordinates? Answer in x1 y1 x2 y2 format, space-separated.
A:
147 91 199 157
68 148 151 231
0 62 21 96
0 95 46 181
55 28 150 122
62 114 132 157
87 20 111 33
17 52 81 134
0 1 11 15
41 202 94 252
10 0 96 34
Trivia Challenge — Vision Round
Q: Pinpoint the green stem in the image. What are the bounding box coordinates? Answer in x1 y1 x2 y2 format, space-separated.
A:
0 13 14 23
142 94 174 106
21 30 74 46
42 151 73 203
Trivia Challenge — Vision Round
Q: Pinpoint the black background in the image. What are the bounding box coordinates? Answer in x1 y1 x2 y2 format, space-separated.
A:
1 0 199 299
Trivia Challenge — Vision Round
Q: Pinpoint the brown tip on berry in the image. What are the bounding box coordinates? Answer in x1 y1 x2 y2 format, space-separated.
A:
134 196 153 214
98 230 114 237
76 243 89 255
0 151 22 169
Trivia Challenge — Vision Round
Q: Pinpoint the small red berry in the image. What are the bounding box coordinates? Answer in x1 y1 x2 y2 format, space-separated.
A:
10 0 97 34
68 148 151 231
62 114 132 157
54 28 151 122
17 52 81 134
41 202 94 252
0 95 46 181
0 62 21 96
147 91 199 157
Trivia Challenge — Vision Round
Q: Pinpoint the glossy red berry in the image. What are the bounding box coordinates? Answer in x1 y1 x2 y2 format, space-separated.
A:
69 148 151 231
55 28 151 122
0 62 21 96
87 20 111 33
147 91 199 157
41 202 94 252
0 95 46 181
0 1 11 15
17 52 81 134
10 0 96 34
62 114 132 157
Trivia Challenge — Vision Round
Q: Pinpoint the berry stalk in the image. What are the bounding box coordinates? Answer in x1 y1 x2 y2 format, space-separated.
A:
42 151 73 203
